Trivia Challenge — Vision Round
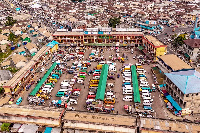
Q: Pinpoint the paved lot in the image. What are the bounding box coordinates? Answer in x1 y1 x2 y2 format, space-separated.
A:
18 47 171 117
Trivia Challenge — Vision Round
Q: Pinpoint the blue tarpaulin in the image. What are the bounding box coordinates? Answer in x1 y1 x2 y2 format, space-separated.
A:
46 40 59 48
44 127 52 133
166 95 182 111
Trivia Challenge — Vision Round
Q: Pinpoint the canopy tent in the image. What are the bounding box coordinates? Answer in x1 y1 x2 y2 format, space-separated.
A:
29 62 57 96
95 64 108 100
131 65 141 103
44 127 52 133
166 95 182 111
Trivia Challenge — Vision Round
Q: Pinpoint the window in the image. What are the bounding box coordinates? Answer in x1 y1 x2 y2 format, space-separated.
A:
196 93 198 96
186 94 189 97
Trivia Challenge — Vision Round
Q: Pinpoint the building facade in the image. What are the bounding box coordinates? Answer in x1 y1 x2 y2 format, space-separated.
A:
165 70 200 114
142 35 167 61
52 29 144 46
183 39 200 62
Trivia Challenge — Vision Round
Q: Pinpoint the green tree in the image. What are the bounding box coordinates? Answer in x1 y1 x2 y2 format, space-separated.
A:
174 34 186 46
8 32 15 42
0 86 4 93
108 17 121 28
5 16 17 26
1 123 10 132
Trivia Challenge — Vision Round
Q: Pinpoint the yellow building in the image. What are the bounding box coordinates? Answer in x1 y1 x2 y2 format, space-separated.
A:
142 35 167 60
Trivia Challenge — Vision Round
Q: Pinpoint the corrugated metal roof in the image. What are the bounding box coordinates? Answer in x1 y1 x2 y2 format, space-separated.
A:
165 70 200 94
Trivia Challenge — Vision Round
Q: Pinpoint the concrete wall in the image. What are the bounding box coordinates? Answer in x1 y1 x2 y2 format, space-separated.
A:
64 121 136 133
0 115 60 127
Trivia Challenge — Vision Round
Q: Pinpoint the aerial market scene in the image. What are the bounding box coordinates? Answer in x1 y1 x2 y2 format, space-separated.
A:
0 0 200 132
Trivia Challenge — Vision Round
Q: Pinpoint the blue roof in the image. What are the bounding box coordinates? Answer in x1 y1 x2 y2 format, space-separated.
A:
165 70 200 94
166 95 182 111
44 127 52 133
46 40 59 48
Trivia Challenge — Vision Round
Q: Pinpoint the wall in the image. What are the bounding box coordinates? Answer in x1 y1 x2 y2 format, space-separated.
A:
155 47 167 60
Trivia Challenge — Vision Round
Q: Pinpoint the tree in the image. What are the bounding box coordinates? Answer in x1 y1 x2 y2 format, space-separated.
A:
1 123 10 132
8 32 15 42
174 34 186 46
108 17 121 28
5 16 17 26
0 29 2 34
0 86 4 94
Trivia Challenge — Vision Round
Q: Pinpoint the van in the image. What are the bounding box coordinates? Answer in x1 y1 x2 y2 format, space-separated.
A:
69 99 77 105
143 97 153 102
140 81 149 85
77 79 84 84
58 89 71 93
142 90 149 94
49 78 57 83
143 100 151 105
123 85 132 88
137 70 146 73
123 80 131 83
90 80 99 84
107 83 114 87
122 83 131 87
93 76 100 80
136 63 141 66
123 90 133 95
106 91 115 98
104 98 115 104
99 61 106 65
109 65 116 71
140 84 149 88
139 76 147 80
93 71 101 75
93 74 100 77
123 72 131 75
42 85 53 93
89 84 98 88
124 70 131 72
87 94 96 99
123 88 132 91
142 93 150 98
144 106 152 110
137 66 143 69
123 96 133 101
123 78 131 83
123 74 131 78
56 91 65 97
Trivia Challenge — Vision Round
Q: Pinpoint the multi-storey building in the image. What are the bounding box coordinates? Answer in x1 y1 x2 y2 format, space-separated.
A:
165 69 200 114
52 28 144 46
157 54 192 73
142 35 167 61
183 39 200 62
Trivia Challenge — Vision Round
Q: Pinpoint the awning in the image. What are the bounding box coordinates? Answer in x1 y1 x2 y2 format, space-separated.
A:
131 65 141 103
138 46 144 50
166 95 182 111
184 53 190 58
95 64 109 100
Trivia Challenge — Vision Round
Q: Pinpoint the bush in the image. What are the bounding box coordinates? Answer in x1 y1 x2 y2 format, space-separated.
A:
1 123 10 132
